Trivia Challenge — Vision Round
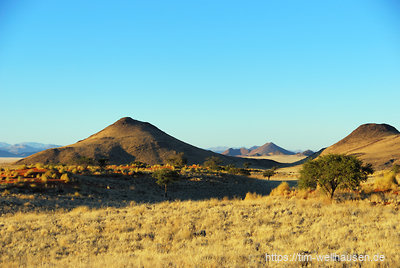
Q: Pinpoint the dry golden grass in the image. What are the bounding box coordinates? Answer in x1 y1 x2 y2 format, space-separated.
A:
249 166 300 181
0 195 399 267
373 172 399 191
269 182 290 196
322 132 400 170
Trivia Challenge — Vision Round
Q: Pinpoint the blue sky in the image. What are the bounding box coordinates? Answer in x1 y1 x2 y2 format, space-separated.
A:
1 0 399 151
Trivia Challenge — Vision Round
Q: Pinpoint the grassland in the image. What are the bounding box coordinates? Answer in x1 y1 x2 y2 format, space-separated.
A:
1 194 399 267
1 163 399 267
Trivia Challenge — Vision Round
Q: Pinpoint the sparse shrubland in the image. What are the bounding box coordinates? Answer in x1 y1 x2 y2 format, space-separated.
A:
1 160 400 266
225 164 251 176
203 156 223 171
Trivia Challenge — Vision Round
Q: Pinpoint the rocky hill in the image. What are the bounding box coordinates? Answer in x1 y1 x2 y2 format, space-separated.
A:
17 117 279 168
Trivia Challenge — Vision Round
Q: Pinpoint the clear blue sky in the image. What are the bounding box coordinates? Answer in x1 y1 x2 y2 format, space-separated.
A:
1 0 399 151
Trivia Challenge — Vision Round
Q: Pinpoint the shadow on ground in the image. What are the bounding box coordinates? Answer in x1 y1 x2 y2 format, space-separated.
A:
0 174 297 214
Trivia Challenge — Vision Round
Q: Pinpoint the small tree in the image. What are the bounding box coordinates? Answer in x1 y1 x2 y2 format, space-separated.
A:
167 152 187 168
75 156 94 170
299 154 373 199
226 164 250 176
243 162 251 169
131 161 148 168
263 168 276 180
97 158 109 170
152 169 180 198
203 156 223 170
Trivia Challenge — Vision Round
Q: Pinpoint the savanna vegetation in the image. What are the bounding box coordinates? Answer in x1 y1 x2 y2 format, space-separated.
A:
299 154 374 198
1 154 400 267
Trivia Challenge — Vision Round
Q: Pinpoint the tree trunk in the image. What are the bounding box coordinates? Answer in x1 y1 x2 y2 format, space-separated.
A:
164 184 168 198
330 189 335 199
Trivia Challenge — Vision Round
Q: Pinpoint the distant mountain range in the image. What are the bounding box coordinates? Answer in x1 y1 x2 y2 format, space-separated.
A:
207 146 260 154
0 142 61 157
219 142 313 157
9 120 400 170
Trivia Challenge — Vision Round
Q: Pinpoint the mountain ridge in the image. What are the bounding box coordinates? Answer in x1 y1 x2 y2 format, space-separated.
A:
222 142 295 157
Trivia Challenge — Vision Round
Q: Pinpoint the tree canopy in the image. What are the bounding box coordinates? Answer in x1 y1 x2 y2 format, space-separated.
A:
152 169 180 198
299 154 373 199
203 156 223 170
263 168 276 180
167 152 187 168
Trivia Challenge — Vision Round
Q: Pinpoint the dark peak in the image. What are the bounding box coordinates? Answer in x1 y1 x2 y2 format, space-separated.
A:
115 117 137 125
260 142 277 147
350 123 399 138
109 117 152 129
302 150 315 156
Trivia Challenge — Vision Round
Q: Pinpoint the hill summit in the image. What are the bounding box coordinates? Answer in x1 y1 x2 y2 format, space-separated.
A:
17 117 279 168
339 123 399 142
222 142 294 157
221 148 250 156
248 142 294 156
322 123 400 169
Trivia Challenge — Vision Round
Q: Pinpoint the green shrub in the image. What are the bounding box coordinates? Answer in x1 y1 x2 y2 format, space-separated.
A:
152 169 180 198
263 169 276 180
203 156 223 170
299 154 373 199
226 165 250 176
167 152 187 168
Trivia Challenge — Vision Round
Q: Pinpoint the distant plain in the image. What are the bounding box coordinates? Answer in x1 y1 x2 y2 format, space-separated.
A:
238 154 307 164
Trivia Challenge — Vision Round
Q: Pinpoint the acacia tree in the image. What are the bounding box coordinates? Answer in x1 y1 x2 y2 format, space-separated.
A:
75 156 94 170
299 154 373 199
243 162 251 169
152 169 180 198
167 152 187 168
203 156 223 170
263 168 276 180
97 158 109 170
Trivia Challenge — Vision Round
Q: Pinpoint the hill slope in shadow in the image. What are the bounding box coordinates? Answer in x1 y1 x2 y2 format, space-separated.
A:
17 117 279 168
